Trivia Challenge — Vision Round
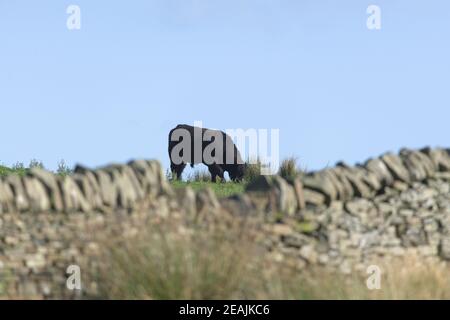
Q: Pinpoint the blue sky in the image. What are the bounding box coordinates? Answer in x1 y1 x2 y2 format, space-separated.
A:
0 1 449 172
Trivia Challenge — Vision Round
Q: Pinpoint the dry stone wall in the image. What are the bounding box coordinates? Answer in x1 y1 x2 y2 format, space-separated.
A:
0 160 172 214
0 147 450 298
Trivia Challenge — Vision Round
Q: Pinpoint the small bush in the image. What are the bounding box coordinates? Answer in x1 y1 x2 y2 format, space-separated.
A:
243 159 262 184
10 162 27 176
0 165 14 177
57 160 73 176
28 159 44 169
279 157 303 181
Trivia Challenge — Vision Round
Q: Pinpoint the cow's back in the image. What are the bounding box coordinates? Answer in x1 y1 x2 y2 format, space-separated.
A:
169 124 244 167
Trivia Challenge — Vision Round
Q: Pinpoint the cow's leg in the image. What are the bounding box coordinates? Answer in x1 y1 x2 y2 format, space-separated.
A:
171 163 186 180
208 164 224 183
208 165 217 183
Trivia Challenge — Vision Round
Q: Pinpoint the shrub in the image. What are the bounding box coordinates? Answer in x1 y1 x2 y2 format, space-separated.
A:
28 159 44 169
243 158 262 184
10 162 27 176
56 159 73 176
278 157 303 182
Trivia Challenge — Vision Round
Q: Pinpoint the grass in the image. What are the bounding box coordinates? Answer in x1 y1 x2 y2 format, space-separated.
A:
278 157 304 182
92 213 264 300
171 180 245 198
0 160 73 178
92 215 450 300
0 165 16 177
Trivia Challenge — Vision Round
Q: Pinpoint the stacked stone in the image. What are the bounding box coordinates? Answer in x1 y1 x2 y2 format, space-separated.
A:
298 147 450 207
1 147 450 298
235 148 450 219
0 160 170 214
246 147 450 274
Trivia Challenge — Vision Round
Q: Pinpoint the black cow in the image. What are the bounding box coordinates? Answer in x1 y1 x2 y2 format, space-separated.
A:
168 124 246 182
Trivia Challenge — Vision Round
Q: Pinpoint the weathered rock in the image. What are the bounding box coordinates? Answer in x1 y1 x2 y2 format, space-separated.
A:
439 236 450 260
23 177 51 212
0 179 15 213
299 245 319 264
175 186 197 217
122 166 145 200
381 153 411 183
104 167 138 209
60 176 92 212
345 198 374 216
330 167 354 200
434 172 450 181
29 168 64 211
353 165 382 194
400 149 433 181
414 150 436 176
322 169 346 201
292 178 306 210
128 160 170 197
365 158 394 187
303 188 326 206
302 172 337 204
336 165 373 199
196 188 220 216
72 172 103 210
5 175 29 212
421 147 450 171
247 176 298 215
272 176 298 215
93 170 117 207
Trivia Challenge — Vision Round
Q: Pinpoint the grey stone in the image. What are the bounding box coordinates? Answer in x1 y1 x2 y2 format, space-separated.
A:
345 198 374 216
356 166 382 193
60 176 92 212
400 149 430 181
292 178 306 211
5 175 29 212
122 166 145 200
322 169 346 201
302 172 337 204
0 179 15 213
196 188 220 216
105 168 138 209
274 176 298 215
72 173 103 210
365 158 394 187
29 168 64 211
23 177 51 212
421 147 450 171
336 165 373 199
303 188 326 207
330 167 354 200
128 160 170 197
248 176 298 215
439 236 450 260
93 170 117 207
381 153 411 183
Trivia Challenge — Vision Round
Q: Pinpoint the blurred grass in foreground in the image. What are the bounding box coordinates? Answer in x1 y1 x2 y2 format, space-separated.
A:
92 216 450 300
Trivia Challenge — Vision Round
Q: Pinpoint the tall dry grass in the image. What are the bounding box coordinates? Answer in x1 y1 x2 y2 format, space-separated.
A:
92 217 450 300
